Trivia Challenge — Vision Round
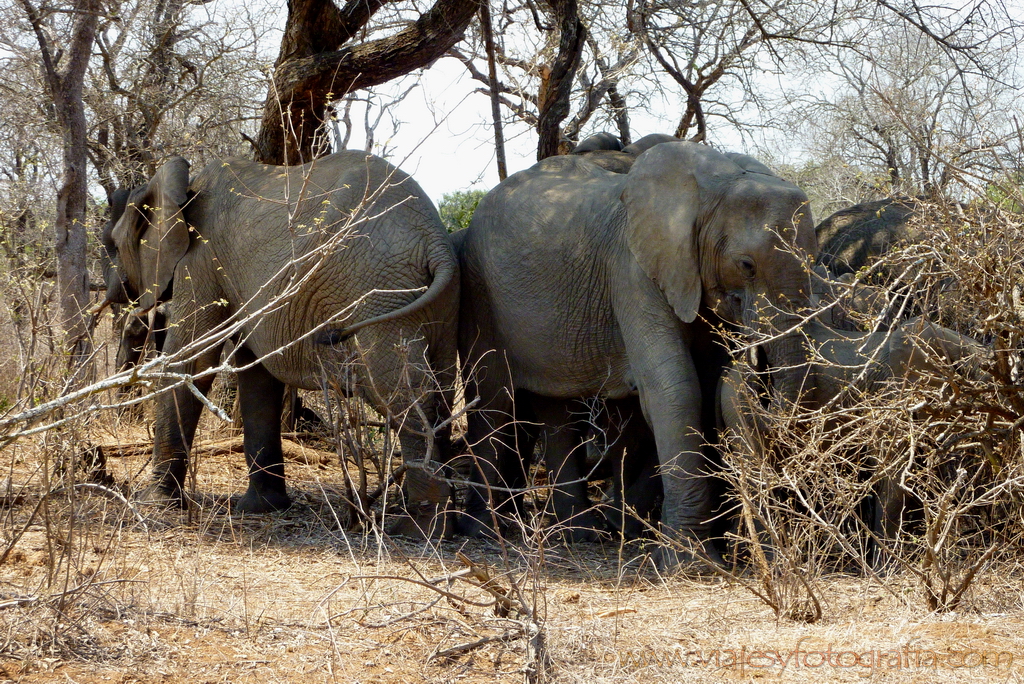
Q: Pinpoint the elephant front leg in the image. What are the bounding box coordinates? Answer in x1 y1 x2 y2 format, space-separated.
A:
146 374 216 506
644 395 725 571
619 317 724 571
234 347 291 513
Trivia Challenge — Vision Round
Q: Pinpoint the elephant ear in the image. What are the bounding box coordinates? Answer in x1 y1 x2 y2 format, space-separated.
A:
621 141 736 323
113 156 191 312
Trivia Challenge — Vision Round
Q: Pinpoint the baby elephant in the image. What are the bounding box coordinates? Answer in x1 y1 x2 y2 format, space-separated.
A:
718 316 988 559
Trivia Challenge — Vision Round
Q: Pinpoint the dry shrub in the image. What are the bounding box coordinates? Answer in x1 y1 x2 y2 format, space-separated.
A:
720 194 1024 619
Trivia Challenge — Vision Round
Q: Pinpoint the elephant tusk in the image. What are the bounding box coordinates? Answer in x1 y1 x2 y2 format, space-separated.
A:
88 299 112 316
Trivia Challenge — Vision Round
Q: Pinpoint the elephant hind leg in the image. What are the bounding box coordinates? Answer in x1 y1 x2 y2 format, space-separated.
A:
456 387 532 538
234 346 291 513
531 396 606 542
618 443 663 540
346 331 461 537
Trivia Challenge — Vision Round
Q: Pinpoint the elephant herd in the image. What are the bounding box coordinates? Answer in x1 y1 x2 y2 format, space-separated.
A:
97 133 982 573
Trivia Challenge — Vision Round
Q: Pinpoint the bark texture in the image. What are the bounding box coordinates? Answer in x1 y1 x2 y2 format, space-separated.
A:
535 0 585 159
254 0 478 165
22 0 101 369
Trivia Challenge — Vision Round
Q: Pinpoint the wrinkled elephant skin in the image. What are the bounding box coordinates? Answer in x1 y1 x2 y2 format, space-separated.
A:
457 140 817 571
101 152 459 523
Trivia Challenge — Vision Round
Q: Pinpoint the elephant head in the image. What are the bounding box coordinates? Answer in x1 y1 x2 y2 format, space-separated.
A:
99 187 132 307
621 141 817 402
101 157 191 313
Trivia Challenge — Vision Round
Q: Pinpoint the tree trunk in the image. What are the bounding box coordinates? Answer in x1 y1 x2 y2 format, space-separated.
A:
536 0 586 160
254 0 478 165
480 0 507 180
22 0 101 374
54 95 94 370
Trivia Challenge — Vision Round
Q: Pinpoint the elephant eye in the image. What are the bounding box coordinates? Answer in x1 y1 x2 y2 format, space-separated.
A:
738 257 757 278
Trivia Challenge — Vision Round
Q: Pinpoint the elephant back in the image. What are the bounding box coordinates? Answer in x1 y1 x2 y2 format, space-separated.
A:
815 198 919 276
468 155 626 248
185 152 456 373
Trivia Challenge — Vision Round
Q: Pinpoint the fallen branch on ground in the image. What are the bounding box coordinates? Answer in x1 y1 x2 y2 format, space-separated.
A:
94 436 333 465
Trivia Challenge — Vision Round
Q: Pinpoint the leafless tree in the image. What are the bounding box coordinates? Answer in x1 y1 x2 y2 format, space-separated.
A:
89 0 275 192
253 0 479 165
450 0 639 160
15 0 101 373
331 85 420 158
788 19 1023 200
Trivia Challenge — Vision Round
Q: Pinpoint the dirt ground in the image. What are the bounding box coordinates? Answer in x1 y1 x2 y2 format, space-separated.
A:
3 413 1024 684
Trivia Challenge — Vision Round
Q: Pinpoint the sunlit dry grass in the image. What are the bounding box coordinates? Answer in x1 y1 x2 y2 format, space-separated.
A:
3 417 1024 683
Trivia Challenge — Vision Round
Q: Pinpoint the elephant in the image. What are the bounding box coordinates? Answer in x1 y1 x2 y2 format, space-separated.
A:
98 151 460 525
116 306 167 378
717 315 988 561
100 189 169 394
104 194 328 433
570 133 681 174
571 132 623 154
815 198 918 277
456 140 818 570
486 391 665 542
809 266 889 331
580 396 663 539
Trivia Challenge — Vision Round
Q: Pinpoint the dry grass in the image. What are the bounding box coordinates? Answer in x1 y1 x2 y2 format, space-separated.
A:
4 189 1024 683
3 413 1024 683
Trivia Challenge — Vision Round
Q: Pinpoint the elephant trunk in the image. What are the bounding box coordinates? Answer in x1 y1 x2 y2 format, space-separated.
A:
762 323 812 406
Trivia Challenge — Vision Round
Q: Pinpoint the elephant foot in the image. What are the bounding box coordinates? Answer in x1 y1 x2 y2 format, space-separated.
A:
654 539 727 576
234 487 292 514
387 505 456 540
403 463 452 505
456 510 502 539
387 464 457 539
620 515 656 541
137 481 187 508
553 510 607 543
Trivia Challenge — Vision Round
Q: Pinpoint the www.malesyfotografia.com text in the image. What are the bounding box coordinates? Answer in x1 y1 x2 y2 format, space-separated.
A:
607 638 1015 674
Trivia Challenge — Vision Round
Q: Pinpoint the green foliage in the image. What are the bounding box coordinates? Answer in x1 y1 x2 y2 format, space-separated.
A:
983 172 1024 213
438 189 486 233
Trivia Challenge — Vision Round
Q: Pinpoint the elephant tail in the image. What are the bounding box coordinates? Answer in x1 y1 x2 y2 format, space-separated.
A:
315 244 457 345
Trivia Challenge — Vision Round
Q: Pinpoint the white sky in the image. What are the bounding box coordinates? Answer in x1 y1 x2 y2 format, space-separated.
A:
241 0 754 202
343 58 538 200
333 57 747 201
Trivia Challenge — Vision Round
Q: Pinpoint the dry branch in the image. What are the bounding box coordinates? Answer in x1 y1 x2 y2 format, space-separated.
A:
95 436 334 466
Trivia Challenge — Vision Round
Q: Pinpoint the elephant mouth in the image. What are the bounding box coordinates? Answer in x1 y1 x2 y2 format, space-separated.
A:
88 298 113 316
90 278 132 315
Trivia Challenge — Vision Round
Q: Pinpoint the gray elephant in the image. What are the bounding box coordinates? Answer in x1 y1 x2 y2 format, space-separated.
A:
98 151 459 523
718 316 987 556
488 391 665 541
815 198 918 276
570 133 680 174
581 396 663 539
809 266 889 331
457 140 818 569
100 189 169 397
570 132 623 154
